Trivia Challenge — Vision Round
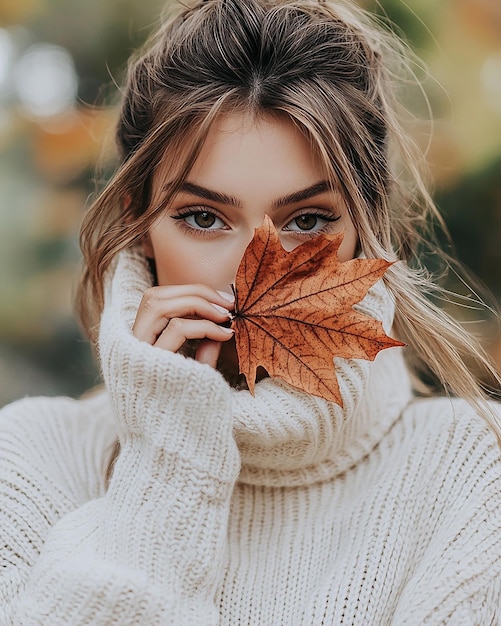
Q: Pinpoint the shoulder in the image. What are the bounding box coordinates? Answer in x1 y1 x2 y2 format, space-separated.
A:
0 388 116 444
398 396 501 500
389 399 501 622
402 395 500 450
0 389 118 500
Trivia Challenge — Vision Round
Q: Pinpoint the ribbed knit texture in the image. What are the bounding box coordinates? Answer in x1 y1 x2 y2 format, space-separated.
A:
0 248 500 625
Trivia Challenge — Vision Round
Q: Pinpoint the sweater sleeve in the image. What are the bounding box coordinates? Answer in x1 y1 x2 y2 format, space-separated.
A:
0 392 117 623
2 335 240 625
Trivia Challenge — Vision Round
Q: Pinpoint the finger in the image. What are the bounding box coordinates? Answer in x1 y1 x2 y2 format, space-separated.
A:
133 295 232 344
195 340 222 368
154 318 234 352
140 284 234 309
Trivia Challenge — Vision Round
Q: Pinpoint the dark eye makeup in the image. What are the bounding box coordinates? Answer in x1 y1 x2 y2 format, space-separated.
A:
171 206 341 237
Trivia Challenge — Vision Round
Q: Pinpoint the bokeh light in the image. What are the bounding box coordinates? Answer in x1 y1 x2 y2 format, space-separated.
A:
14 43 78 118
481 53 501 115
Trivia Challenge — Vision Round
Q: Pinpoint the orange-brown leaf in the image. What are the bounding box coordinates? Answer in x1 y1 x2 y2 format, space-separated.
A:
231 215 404 405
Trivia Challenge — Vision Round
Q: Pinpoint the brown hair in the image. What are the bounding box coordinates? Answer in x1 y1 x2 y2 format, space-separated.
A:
78 0 501 437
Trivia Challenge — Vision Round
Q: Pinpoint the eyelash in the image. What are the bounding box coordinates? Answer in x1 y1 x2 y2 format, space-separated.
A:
171 207 341 238
171 207 228 238
284 210 341 236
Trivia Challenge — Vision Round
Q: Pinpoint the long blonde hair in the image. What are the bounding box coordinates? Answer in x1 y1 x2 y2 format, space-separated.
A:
78 0 501 438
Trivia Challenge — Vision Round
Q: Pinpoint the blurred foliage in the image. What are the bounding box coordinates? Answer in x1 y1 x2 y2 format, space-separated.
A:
0 0 500 405
436 156 501 300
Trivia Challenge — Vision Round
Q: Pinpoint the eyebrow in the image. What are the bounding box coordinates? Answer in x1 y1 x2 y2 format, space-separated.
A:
177 182 243 207
176 180 333 209
272 180 332 209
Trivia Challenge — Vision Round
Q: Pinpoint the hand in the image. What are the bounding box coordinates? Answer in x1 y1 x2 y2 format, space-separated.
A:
132 285 235 367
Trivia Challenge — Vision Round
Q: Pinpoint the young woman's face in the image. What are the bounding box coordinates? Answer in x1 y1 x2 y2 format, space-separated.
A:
145 113 358 292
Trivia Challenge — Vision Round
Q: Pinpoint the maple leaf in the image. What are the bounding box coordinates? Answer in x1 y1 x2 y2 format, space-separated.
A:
231 215 404 405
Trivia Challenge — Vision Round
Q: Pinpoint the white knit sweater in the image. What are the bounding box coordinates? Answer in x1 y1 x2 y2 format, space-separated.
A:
1 249 500 625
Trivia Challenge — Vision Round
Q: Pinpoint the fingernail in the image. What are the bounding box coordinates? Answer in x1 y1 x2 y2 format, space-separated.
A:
217 290 235 302
213 303 230 316
220 326 234 334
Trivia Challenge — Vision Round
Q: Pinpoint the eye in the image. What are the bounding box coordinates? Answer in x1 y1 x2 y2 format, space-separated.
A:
284 212 340 233
172 209 226 230
186 211 221 229
290 214 319 231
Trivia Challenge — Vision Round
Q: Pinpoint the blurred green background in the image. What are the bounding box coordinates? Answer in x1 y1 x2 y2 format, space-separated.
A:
0 0 500 406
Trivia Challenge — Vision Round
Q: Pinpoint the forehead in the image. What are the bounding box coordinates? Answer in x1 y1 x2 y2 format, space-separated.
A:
172 112 327 192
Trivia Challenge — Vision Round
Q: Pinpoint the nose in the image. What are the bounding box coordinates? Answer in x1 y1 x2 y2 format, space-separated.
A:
216 231 258 294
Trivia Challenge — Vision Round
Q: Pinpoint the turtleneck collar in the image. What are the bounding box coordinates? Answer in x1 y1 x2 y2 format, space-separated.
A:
230 269 413 486
232 346 412 486
102 248 414 488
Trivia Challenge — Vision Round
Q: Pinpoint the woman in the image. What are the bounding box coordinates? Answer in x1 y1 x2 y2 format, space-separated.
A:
1 0 500 623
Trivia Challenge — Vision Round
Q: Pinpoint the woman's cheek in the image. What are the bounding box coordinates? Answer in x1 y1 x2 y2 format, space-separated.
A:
153 241 241 291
